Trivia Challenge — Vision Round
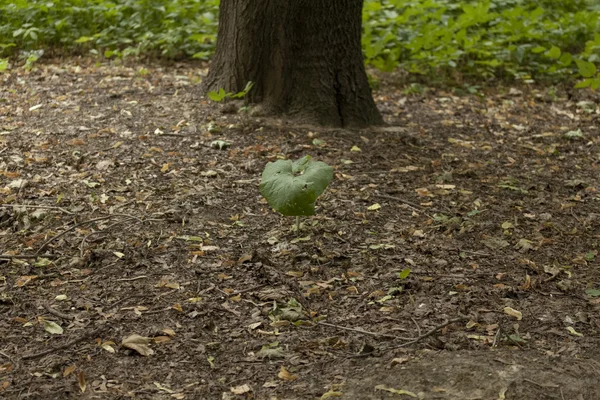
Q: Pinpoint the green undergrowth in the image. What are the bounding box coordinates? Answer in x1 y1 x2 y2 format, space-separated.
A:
362 0 600 88
1 0 599 88
0 0 219 60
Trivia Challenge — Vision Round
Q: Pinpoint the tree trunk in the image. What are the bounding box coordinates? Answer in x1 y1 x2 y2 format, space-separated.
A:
203 0 383 128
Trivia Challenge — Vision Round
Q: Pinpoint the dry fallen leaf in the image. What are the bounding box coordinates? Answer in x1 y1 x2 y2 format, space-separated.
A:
391 357 410 366
63 364 77 377
237 253 253 264
503 307 523 320
230 384 251 394
367 203 381 211
122 334 154 356
15 275 37 287
278 366 298 381
162 328 176 337
375 385 417 397
154 382 174 393
566 326 583 337
101 342 115 353
415 187 432 197
43 320 64 335
248 322 262 330
320 390 344 399
0 364 13 373
77 371 86 393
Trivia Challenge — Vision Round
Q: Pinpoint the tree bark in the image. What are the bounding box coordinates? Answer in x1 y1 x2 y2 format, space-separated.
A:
204 0 383 128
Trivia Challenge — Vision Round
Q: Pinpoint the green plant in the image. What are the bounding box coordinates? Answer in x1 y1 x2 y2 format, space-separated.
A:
1 0 599 89
22 49 43 70
207 81 254 102
398 268 411 279
362 0 600 88
260 155 333 232
0 0 219 59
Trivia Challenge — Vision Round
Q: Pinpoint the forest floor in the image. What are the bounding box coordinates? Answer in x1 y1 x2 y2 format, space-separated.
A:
1 60 600 400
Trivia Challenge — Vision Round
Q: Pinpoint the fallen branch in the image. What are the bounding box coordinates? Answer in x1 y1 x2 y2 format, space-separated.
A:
37 213 143 254
523 378 559 389
80 216 139 257
105 294 145 311
376 193 428 211
116 275 148 282
382 317 469 351
0 254 59 260
0 204 74 215
233 283 269 295
43 303 75 321
316 321 399 339
22 327 105 360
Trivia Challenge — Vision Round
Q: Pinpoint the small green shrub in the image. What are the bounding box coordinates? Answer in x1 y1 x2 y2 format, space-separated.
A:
1 0 599 87
0 0 219 59
260 155 333 231
362 0 600 87
207 81 254 102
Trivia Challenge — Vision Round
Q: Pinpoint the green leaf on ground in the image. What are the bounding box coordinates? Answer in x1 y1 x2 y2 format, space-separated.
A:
399 268 411 279
257 342 286 359
585 289 600 297
43 320 63 335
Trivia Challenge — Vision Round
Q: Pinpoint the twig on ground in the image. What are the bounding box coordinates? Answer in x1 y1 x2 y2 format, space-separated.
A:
35 272 59 280
105 294 145 311
112 199 136 210
80 216 138 257
37 213 143 254
37 215 115 254
0 204 74 215
458 249 491 256
559 387 565 400
570 208 582 224
43 303 75 321
22 327 105 360
0 350 19 372
410 317 422 337
382 317 469 351
376 193 428 211
492 326 502 348
376 193 446 216
317 321 398 339
233 283 269 295
143 308 171 315
523 378 559 388
155 133 191 138
502 330 525 350
0 350 16 364
0 254 60 259
116 275 148 282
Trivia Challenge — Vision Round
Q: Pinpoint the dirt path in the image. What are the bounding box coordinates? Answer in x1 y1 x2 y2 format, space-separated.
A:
1 60 599 399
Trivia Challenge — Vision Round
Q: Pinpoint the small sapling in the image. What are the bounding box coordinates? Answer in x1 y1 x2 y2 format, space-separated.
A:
260 155 333 232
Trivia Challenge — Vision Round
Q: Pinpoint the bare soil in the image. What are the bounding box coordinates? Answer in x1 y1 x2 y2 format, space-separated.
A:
1 60 600 400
